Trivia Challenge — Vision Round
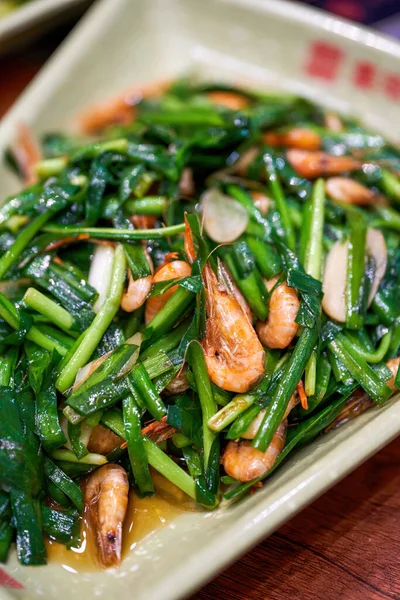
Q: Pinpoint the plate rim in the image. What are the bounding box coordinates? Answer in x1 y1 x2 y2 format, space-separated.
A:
0 0 90 40
1 1 400 598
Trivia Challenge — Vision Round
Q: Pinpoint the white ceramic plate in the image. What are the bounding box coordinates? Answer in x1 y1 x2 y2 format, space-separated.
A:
1 0 400 598
0 0 92 55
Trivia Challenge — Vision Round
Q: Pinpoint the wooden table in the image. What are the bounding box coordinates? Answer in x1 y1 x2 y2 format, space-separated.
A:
1 26 400 600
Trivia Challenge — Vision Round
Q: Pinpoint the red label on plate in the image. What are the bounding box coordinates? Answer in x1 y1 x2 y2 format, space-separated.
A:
305 39 400 103
305 41 344 81
0 568 24 589
353 61 376 89
384 73 400 100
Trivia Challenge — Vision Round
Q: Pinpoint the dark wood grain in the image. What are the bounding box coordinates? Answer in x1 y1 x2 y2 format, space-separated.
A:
193 438 400 600
1 29 400 600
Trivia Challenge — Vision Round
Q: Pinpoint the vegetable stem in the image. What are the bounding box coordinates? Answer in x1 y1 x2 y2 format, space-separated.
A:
328 335 392 404
124 196 167 216
56 244 126 392
345 217 367 330
0 204 64 280
123 395 154 495
188 341 217 466
43 223 185 241
253 325 318 452
24 287 75 332
208 393 256 432
264 154 296 251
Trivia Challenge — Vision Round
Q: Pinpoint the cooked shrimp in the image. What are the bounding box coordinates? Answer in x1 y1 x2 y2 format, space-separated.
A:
222 420 286 482
251 190 271 216
76 79 171 134
12 123 41 185
87 425 123 455
84 464 129 568
287 149 361 179
264 127 321 151
256 278 300 349
201 263 265 393
121 251 153 313
131 215 157 229
218 260 252 322
207 91 249 110
386 357 400 391
325 389 373 432
165 364 189 395
326 360 399 433
144 259 192 324
326 177 387 206
141 416 177 443
241 393 298 440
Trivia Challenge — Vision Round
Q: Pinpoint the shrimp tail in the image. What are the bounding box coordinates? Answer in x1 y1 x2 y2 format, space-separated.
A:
98 521 124 569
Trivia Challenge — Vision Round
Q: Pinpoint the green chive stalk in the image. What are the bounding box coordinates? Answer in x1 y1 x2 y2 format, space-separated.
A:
143 438 196 499
142 287 194 347
129 363 167 421
208 393 257 432
51 449 107 465
35 157 68 179
100 409 196 499
303 179 325 395
345 330 392 363
328 335 392 404
381 169 400 203
264 154 296 251
56 244 126 392
44 223 185 241
253 326 318 452
123 395 154 495
24 288 75 332
0 204 64 280
0 293 68 356
346 216 367 330
188 341 217 466
124 196 167 216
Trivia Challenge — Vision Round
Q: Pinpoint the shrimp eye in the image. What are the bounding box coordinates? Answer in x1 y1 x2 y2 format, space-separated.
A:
107 533 116 543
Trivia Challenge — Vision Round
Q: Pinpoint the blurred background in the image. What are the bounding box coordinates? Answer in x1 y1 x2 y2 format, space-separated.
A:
0 0 399 119
298 0 400 35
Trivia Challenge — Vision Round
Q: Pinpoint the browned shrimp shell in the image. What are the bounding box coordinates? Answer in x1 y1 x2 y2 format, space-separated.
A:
241 393 299 440
87 425 123 455
164 365 189 396
287 149 361 179
222 420 287 482
201 264 265 393
264 127 321 151
145 259 191 324
326 177 387 206
256 279 300 349
84 464 129 568
121 251 153 313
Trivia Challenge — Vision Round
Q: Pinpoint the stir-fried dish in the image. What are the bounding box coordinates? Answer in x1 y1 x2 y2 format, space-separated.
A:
1 79 400 569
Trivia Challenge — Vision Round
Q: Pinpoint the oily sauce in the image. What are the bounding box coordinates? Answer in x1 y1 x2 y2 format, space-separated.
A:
46 471 196 572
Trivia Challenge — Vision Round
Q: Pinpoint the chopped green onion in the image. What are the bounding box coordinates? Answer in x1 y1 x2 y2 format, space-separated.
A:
56 244 126 392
